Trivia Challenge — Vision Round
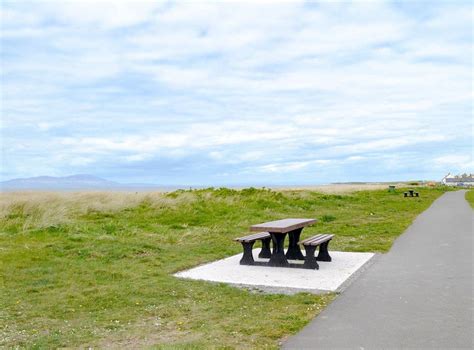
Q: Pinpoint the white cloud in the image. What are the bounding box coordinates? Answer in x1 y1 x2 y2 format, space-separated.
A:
1 1 472 183
253 159 333 174
434 155 474 170
35 1 162 29
124 153 154 162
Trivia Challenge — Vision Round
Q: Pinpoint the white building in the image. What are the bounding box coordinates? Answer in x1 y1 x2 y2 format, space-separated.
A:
441 173 474 187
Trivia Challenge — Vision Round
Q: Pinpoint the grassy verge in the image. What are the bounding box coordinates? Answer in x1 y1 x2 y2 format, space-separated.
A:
0 186 448 348
465 189 474 208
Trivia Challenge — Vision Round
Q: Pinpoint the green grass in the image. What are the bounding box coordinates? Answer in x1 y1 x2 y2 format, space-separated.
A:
465 189 474 208
0 186 449 348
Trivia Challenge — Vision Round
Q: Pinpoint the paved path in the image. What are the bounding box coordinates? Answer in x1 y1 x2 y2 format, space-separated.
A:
284 190 473 349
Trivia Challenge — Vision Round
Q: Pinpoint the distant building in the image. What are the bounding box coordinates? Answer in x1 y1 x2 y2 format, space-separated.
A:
441 173 474 187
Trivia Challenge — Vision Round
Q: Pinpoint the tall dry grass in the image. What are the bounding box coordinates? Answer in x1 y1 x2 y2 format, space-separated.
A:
277 183 411 194
0 184 408 230
0 191 196 230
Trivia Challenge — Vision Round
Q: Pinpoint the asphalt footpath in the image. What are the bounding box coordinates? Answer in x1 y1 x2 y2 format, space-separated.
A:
283 190 473 349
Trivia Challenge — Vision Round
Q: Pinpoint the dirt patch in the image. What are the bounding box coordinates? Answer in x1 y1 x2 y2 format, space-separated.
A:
83 317 202 349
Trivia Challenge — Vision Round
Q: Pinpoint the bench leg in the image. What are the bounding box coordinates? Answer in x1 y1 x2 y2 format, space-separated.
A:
404 193 408 197
302 245 319 269
286 228 305 260
239 241 255 265
316 241 332 262
268 233 289 267
258 237 272 259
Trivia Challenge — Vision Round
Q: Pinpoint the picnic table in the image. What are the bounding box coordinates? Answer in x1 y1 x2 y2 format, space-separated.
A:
404 189 419 197
250 218 317 267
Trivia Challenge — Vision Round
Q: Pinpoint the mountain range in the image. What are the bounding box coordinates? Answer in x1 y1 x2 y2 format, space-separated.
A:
0 174 167 191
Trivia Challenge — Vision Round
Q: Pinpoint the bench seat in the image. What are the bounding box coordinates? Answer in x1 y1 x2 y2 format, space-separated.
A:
404 191 419 197
299 233 334 269
234 232 271 265
234 231 270 243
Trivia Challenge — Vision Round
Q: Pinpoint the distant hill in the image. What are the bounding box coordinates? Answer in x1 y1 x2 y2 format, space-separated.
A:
0 174 165 191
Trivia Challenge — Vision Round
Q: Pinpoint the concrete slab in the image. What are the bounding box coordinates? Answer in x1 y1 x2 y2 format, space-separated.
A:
174 250 375 293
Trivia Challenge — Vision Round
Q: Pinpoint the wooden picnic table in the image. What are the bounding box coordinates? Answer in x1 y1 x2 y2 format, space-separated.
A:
404 189 419 197
250 218 317 267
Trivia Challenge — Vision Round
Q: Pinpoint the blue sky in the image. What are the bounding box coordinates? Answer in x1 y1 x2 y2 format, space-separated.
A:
1 1 472 185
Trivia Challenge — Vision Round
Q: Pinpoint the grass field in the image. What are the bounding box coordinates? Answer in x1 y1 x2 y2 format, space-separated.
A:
0 186 451 348
465 189 474 208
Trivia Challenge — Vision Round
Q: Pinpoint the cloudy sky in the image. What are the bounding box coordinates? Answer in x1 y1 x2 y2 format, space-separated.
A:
1 1 472 185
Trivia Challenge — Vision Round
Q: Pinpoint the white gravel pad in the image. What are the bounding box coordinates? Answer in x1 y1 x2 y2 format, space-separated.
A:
174 250 375 293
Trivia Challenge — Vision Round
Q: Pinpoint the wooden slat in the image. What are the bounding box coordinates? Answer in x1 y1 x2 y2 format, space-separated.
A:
309 234 334 245
299 234 327 245
308 236 333 246
300 234 334 246
234 231 270 243
250 218 317 233
312 234 333 243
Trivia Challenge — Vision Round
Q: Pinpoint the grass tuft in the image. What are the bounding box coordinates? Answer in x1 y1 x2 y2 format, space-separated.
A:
320 214 336 223
465 189 474 208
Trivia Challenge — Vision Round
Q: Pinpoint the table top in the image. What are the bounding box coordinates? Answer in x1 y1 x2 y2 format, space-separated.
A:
250 218 317 233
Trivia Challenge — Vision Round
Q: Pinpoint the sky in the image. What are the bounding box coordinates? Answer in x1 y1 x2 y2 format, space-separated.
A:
1 1 472 186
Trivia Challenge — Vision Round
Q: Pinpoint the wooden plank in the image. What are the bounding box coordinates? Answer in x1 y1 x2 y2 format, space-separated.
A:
234 231 270 242
300 234 326 245
250 218 317 233
300 234 331 244
307 237 333 246
312 235 334 245
300 234 334 246
235 232 269 242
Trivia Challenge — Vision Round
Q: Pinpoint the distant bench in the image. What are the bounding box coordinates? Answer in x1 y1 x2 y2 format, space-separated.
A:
404 189 419 197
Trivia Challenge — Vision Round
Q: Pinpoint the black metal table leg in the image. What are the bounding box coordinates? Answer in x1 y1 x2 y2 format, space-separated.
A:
316 240 332 261
268 232 289 267
303 245 319 269
258 237 272 259
286 228 305 260
239 241 255 265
